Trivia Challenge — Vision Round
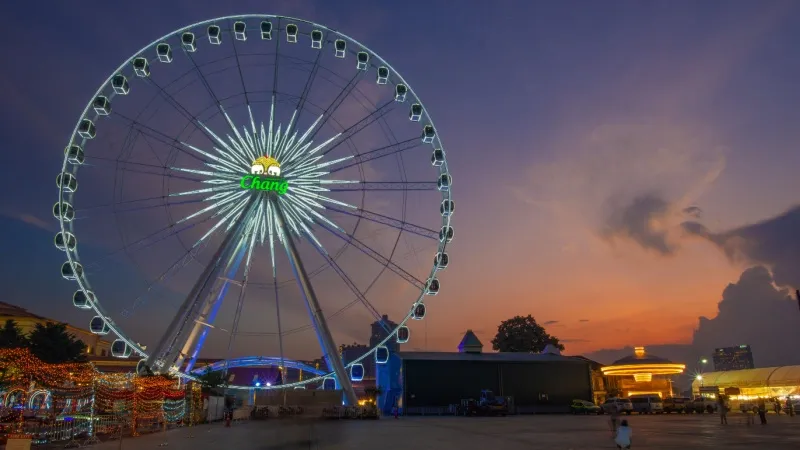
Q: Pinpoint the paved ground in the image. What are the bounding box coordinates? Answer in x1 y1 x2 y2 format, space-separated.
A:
96 413 800 449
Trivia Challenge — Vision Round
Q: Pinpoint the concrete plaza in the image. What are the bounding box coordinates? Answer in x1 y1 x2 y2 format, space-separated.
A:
96 413 800 449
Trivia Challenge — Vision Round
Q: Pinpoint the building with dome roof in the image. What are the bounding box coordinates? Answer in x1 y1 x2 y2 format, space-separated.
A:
600 347 686 398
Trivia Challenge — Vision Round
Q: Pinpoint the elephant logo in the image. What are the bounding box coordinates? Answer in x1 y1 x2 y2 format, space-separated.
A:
251 156 281 177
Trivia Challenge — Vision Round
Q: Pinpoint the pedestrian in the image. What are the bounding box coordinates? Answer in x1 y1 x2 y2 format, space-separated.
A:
609 403 620 436
757 398 767 425
774 398 782 415
786 398 795 417
614 419 632 449
717 395 727 425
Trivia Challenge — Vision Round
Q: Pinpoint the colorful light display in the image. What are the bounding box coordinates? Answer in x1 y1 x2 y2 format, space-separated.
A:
0 348 185 431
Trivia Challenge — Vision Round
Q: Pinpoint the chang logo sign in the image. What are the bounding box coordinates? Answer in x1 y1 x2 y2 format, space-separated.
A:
251 156 281 177
241 156 288 195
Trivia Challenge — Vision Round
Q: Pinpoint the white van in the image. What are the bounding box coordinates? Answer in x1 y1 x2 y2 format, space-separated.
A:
629 394 663 414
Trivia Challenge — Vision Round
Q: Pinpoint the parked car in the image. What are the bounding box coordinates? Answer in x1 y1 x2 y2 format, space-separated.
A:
691 397 718 414
602 398 633 415
629 394 664 414
570 399 602 415
663 397 691 413
738 399 776 414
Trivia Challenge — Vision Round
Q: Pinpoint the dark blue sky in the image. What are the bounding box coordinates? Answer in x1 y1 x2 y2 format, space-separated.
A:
1 0 799 360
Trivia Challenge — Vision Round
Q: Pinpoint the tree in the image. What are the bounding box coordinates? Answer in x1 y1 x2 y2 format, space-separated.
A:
27 322 87 364
197 368 226 393
491 315 565 353
0 320 28 348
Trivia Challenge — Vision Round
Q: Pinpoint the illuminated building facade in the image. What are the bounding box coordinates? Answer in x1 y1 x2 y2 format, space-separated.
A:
691 365 800 408
573 356 623 405
600 347 685 398
713 345 755 371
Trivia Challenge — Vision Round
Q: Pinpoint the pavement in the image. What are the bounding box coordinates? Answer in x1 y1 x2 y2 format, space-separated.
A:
94 413 800 449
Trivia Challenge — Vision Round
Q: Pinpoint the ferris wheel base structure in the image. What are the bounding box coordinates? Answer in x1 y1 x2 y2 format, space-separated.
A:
142 193 358 405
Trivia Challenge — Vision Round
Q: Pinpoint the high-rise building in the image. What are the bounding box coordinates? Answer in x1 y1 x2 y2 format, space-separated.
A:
369 315 399 353
712 345 755 371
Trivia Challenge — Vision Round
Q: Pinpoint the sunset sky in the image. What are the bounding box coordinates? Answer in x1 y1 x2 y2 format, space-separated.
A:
1 1 799 365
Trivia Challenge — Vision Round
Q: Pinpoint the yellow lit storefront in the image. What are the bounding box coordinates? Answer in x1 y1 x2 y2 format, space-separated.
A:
601 347 686 398
691 365 800 404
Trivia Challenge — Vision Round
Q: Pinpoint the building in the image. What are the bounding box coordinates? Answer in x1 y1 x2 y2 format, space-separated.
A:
572 356 623 405
713 345 755 371
0 301 112 357
340 342 375 382
600 347 686 398
691 365 800 408
370 315 399 353
377 330 593 415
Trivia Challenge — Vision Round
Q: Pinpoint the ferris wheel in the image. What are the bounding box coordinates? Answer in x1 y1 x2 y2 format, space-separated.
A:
53 15 453 404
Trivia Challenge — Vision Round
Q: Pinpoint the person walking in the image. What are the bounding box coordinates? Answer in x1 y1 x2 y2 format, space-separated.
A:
717 395 728 425
757 398 767 425
786 398 795 417
609 403 620 436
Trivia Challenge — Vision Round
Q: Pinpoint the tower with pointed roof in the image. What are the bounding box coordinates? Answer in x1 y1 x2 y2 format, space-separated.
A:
458 329 483 354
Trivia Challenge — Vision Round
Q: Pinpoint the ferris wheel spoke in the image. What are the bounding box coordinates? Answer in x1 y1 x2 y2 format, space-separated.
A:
111 164 207 183
119 237 211 321
285 42 324 141
316 221 426 290
325 181 438 191
112 111 208 164
319 100 396 159
306 70 365 144
80 197 207 218
83 210 219 269
184 50 225 110
306 237 391 333
325 205 438 240
74 192 180 213
228 23 252 108
329 137 425 173
142 76 230 153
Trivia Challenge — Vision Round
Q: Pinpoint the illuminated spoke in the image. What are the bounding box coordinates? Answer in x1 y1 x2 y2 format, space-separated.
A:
326 205 439 240
316 221 426 290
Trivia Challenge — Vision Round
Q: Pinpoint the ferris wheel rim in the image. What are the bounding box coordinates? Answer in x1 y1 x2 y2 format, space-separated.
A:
56 14 453 386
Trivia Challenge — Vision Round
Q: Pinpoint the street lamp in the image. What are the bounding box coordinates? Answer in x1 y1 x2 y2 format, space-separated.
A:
696 374 703 387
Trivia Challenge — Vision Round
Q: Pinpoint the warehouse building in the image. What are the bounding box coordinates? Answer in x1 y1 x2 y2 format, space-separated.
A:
377 330 593 415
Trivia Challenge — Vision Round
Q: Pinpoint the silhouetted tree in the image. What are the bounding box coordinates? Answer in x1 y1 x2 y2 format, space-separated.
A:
27 322 87 364
0 320 28 349
197 368 226 393
491 315 565 353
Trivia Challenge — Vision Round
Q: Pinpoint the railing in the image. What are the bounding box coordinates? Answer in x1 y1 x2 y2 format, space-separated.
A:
1 411 187 445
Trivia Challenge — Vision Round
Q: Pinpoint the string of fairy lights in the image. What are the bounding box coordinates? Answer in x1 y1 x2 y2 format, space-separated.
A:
0 348 189 431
